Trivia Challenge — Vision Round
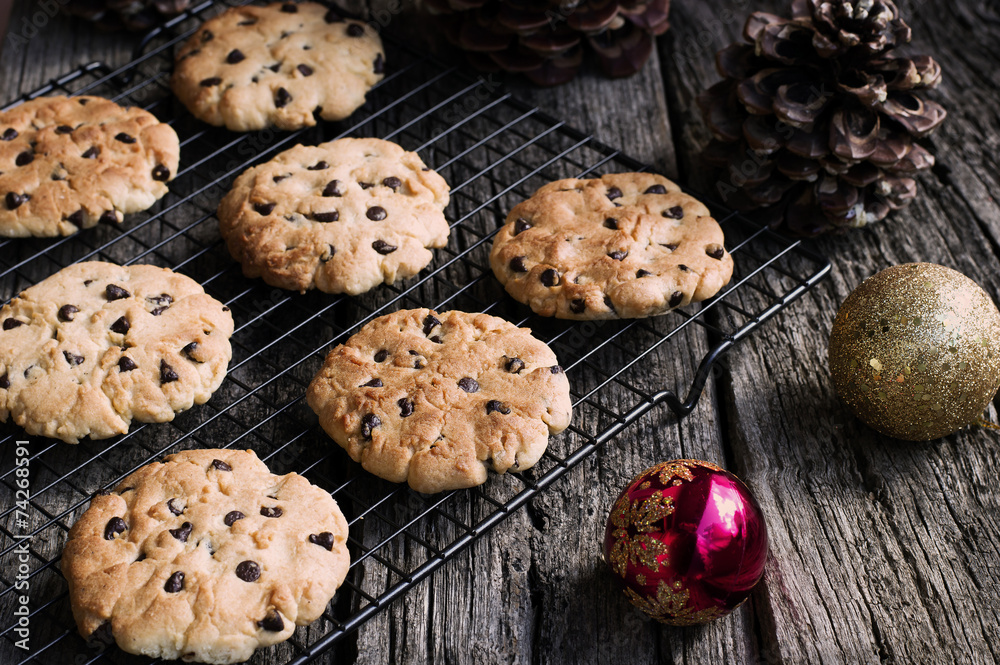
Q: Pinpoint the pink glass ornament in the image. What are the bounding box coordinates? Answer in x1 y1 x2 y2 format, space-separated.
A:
603 459 768 625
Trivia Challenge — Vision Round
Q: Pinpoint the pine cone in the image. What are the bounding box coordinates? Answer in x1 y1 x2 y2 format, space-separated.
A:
421 0 671 85
696 0 946 236
63 0 194 31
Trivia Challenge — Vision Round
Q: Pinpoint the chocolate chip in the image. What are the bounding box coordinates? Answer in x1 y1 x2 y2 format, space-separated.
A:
82 146 100 159
325 9 343 22
110 316 130 335
608 250 628 261
212 459 231 472
413 359 424 369
707 245 726 260
307 161 328 170
118 356 137 372
504 357 525 373
430 335 442 344
152 164 170 181
182 342 201 362
235 560 260 582
514 218 532 235
383 176 401 190
55 125 73 134
644 184 668 194
58 305 79 322
485 400 511 415
603 218 618 230
0 374 8 389
540 269 560 287
169 522 193 542
374 349 389 362
224 510 244 526
160 360 178 383
636 269 652 278
164 572 184 593
678 264 689 272
360 413 381 439
510 256 527 273
398 398 414 417
6 192 29 209
372 239 397 254
201 29 213 42
260 506 282 518
661 243 679 251
168 499 183 516
604 295 616 312
148 293 173 305
1 128 17 140
3 318 23 330
100 210 118 224
669 291 684 308
268 62 282 72
67 209 85 225
103 517 127 540
458 377 479 393
570 299 586 314
373 53 385 73
238 18 257 25
297 64 313 76
226 49 245 64
150 306 168 316
274 88 292 108
607 186 623 200
322 180 342 197
115 132 136 144
550 365 564 374
423 314 441 335
313 211 339 223
15 151 33 166
347 23 365 37
309 532 335 551
78 98 89 105
367 206 387 221
281 2 297 11
253 202 276 215
200 77 222 87
64 351 84 366
258 609 284 631
362 378 383 387
663 206 684 219
273 174 291 184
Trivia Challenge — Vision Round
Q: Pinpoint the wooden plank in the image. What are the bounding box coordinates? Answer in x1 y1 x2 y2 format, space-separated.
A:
661 0 1000 663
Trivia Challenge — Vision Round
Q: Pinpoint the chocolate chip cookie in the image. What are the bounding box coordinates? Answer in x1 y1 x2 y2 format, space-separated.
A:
0 95 180 237
307 309 572 493
490 174 734 319
0 262 234 443
218 137 451 294
172 2 385 131
62 448 351 665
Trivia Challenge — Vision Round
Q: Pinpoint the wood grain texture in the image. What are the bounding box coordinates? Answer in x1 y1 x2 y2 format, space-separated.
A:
1 0 998 664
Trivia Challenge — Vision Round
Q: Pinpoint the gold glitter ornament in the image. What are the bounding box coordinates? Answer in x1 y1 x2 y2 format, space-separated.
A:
829 263 1000 440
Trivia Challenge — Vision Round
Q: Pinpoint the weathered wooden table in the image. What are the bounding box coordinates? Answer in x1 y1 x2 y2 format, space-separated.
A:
2 1 998 663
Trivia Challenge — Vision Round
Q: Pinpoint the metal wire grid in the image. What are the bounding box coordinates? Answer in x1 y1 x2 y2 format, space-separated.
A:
0 3 831 663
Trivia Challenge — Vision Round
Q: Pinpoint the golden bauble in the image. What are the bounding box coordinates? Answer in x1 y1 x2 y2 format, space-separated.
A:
828 263 1000 440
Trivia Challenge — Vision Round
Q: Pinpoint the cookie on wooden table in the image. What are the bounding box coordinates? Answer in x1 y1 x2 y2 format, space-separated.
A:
172 2 385 131
0 261 234 443
62 448 351 665
0 95 180 237
490 173 734 319
307 308 572 493
218 137 450 294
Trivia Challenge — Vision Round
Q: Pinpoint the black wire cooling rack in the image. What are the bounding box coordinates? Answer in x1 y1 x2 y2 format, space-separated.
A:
0 2 831 663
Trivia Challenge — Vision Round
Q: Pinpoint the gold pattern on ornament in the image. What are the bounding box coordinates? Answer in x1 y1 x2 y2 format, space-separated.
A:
624 579 725 626
607 491 674 578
